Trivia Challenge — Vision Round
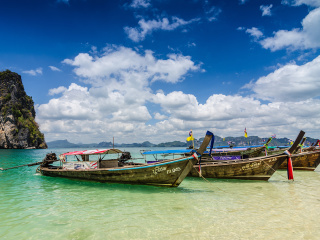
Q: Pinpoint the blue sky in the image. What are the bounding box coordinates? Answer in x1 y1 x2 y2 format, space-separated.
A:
1 0 320 143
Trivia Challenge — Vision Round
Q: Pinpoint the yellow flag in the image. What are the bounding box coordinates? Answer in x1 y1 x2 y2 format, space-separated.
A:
187 136 194 141
244 128 248 138
186 130 194 141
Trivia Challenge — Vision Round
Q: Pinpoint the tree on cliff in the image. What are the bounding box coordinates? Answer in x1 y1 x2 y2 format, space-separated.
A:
0 70 47 149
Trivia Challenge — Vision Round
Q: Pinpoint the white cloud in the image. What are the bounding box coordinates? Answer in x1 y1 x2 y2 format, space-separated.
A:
260 4 273 16
48 86 67 95
246 27 264 39
62 46 199 84
205 6 222 22
23 68 42 76
151 91 320 140
38 47 200 143
130 0 150 8
38 48 320 143
49 66 61 72
243 55 320 102
260 7 320 51
154 112 168 120
124 17 200 42
282 0 320 7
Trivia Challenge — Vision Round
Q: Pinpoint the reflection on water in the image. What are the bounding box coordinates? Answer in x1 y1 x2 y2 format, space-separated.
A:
1 148 320 239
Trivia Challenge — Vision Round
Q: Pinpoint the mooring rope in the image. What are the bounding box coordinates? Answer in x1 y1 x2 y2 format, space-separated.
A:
261 159 288 180
194 167 227 192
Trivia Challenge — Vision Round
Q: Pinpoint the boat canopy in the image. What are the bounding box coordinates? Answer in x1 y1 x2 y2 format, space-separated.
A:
142 149 192 155
208 145 264 149
63 149 123 156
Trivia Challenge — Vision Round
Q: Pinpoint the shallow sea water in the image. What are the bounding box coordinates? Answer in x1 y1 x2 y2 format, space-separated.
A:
1 148 320 240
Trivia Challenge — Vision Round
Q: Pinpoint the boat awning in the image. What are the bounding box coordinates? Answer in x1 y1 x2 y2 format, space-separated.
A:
62 149 123 156
142 149 193 155
208 145 263 149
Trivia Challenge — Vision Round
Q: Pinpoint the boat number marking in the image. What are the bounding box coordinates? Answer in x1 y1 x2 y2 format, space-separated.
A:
242 162 261 170
167 167 181 174
153 166 167 175
152 166 181 175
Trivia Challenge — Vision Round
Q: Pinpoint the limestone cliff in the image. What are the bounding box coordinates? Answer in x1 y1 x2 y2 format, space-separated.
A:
0 70 47 149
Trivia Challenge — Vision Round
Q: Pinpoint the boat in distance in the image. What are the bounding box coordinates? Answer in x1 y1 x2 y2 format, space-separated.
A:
204 137 272 160
260 137 320 171
188 130 305 181
39 131 214 187
278 149 320 171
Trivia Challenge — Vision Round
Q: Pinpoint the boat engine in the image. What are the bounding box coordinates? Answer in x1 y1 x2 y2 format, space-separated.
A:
41 153 58 167
119 152 132 163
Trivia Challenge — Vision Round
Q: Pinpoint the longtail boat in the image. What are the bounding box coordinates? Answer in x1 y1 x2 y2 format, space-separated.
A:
278 149 320 171
38 131 214 187
188 130 305 181
260 138 320 171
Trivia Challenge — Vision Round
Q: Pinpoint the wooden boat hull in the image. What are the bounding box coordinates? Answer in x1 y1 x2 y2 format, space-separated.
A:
188 154 288 181
40 156 197 187
279 150 320 171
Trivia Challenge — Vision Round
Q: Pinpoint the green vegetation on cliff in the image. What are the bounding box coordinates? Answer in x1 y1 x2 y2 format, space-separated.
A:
0 70 47 149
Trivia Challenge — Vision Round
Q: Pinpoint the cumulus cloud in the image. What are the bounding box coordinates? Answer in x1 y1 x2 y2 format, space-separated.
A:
48 86 67 95
124 17 200 42
260 7 320 51
260 4 273 16
243 55 320 102
38 47 320 143
62 46 199 84
23 68 42 76
37 47 201 143
154 112 168 120
152 92 261 121
151 91 320 140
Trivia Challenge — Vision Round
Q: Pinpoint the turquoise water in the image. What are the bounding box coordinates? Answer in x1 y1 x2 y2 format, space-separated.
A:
1 148 320 240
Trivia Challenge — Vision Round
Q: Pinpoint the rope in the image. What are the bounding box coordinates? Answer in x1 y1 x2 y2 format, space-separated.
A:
194 167 227 192
261 159 288 180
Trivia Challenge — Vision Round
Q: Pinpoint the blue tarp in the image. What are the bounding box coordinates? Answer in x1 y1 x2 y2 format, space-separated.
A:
142 149 192 155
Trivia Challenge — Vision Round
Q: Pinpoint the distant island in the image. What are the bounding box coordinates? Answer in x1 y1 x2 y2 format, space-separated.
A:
47 135 319 148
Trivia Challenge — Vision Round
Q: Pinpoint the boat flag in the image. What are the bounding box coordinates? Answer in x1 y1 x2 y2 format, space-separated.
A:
244 128 248 138
284 150 294 180
186 130 194 141
186 129 195 149
272 134 276 138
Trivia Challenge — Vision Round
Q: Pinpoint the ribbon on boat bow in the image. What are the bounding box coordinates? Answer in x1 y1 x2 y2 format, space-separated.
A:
298 144 303 153
284 150 294 181
263 137 272 156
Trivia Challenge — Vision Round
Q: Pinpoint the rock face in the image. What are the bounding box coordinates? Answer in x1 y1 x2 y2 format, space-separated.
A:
0 70 47 149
